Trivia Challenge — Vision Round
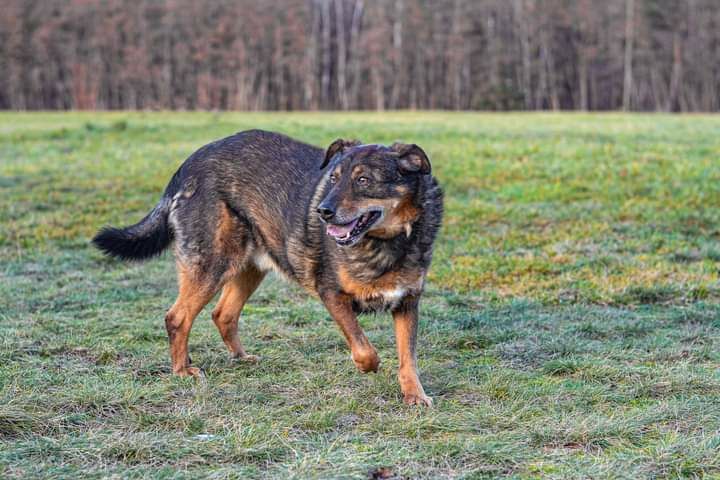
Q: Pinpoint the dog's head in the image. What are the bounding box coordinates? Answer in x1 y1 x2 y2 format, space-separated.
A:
317 139 431 246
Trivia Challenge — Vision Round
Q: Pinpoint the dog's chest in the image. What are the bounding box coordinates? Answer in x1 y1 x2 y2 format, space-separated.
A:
352 286 408 312
339 264 424 311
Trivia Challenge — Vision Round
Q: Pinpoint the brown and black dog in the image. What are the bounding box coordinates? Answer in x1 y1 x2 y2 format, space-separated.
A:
93 130 443 406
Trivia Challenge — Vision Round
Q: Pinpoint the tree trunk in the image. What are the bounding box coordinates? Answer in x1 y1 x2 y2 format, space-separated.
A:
514 0 532 110
578 56 588 111
372 67 384 111
320 0 332 108
335 0 348 109
348 0 364 109
305 0 321 110
667 31 684 112
390 0 404 109
622 0 635 111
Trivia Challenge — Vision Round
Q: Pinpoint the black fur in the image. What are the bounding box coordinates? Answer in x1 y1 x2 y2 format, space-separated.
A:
91 168 184 261
92 200 173 261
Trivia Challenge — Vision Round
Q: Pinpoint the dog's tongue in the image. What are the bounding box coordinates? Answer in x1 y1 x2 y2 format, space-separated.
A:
326 218 359 238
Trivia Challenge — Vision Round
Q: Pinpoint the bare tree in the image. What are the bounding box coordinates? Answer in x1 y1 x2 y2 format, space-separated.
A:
335 0 349 109
2 0 719 112
348 0 364 109
622 0 635 110
320 0 332 108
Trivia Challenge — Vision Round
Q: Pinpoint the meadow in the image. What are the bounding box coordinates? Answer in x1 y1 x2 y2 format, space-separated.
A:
1 112 719 479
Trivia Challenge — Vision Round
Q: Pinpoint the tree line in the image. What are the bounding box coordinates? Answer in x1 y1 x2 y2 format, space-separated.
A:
1 0 718 111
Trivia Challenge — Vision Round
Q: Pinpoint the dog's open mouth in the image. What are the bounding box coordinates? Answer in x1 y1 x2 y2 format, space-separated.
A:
326 210 382 246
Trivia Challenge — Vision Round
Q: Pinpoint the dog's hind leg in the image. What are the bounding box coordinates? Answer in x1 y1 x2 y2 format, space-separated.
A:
165 263 218 377
211 265 265 362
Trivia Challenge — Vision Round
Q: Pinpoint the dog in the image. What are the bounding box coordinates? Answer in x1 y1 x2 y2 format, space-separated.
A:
93 129 443 406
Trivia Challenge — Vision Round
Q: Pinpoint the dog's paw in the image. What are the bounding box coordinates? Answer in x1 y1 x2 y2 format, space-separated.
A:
175 366 205 378
351 349 380 373
403 392 433 407
233 353 260 363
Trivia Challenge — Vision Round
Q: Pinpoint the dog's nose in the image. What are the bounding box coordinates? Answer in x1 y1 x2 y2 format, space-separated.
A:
317 206 335 221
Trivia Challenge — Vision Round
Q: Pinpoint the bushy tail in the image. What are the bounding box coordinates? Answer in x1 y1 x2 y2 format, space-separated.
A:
92 198 173 261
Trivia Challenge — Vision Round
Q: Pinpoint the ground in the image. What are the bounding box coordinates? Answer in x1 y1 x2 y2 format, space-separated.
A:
0 112 719 479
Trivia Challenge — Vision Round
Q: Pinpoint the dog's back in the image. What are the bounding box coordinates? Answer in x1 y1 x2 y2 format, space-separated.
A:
169 130 326 280
95 129 324 282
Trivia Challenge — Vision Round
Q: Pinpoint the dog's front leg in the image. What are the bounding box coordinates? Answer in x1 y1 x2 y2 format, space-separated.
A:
321 292 380 373
392 296 432 406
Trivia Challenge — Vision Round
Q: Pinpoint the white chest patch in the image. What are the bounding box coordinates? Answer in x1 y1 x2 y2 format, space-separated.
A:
253 252 287 279
380 287 407 304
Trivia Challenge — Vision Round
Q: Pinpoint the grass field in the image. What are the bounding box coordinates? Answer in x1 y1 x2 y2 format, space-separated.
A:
1 112 719 479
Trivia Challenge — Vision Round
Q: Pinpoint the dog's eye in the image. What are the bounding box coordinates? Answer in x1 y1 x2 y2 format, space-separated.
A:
329 174 338 184
356 176 370 186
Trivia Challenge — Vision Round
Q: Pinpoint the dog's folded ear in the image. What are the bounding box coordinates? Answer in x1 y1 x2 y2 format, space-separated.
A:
392 143 431 175
321 139 361 169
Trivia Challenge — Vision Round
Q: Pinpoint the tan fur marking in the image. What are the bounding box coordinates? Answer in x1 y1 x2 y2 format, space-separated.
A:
323 292 379 373
393 299 431 406
338 266 422 301
367 195 420 239
245 196 284 252
338 267 397 300
165 263 216 377
211 266 265 360
214 203 243 257
338 197 356 214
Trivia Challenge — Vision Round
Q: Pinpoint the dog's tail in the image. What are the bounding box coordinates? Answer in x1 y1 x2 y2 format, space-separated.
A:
92 196 174 261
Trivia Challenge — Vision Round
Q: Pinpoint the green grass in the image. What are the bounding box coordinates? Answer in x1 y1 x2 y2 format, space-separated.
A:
1 112 719 479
